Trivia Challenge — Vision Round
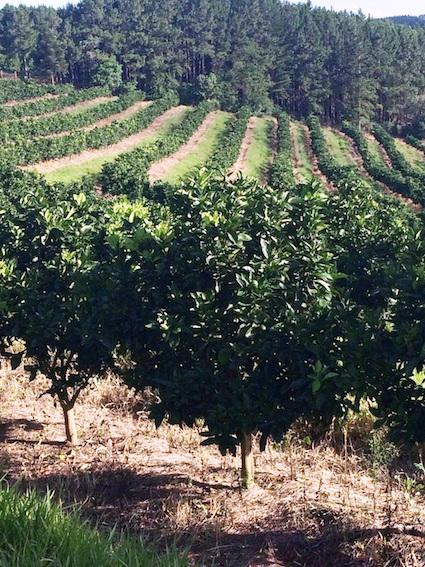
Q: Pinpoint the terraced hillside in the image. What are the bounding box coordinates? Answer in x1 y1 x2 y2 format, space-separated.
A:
1 83 425 210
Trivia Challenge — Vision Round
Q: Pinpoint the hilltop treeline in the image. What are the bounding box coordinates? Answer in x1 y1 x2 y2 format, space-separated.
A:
1 1 425 125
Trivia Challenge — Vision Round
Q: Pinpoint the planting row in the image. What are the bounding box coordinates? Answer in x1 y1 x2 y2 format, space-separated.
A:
205 107 250 172
0 86 109 120
269 112 295 191
373 124 425 185
342 122 425 206
99 100 217 194
0 91 144 143
0 154 422 488
0 78 66 103
0 96 177 167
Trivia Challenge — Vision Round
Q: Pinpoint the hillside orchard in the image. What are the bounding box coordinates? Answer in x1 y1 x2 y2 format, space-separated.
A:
1 3 425 563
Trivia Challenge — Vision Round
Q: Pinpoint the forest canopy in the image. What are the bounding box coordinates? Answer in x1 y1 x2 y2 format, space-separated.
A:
1 1 425 124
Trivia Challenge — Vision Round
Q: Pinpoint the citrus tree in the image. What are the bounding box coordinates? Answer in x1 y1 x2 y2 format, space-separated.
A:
109 174 348 488
307 170 425 454
0 171 115 445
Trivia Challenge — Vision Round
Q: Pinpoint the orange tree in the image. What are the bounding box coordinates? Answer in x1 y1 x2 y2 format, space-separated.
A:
109 174 348 488
0 169 115 445
321 175 423 441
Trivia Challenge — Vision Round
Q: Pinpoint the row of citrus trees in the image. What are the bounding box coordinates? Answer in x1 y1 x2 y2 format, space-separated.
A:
341 121 425 206
98 100 218 195
0 95 178 167
1 112 425 487
0 86 108 120
0 91 144 143
0 78 67 103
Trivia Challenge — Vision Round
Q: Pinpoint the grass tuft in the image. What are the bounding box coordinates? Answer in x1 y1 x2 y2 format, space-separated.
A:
0 484 188 567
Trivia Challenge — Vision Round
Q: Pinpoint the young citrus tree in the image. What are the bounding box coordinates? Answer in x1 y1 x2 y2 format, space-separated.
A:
0 171 115 445
110 174 348 488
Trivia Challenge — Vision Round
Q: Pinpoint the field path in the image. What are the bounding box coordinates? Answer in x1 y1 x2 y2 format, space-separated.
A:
261 116 278 184
290 120 315 183
3 93 59 107
228 116 258 179
290 121 303 181
2 368 425 567
148 110 222 183
31 105 188 175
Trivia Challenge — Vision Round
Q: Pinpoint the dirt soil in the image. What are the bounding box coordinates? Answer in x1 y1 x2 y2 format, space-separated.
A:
1 368 425 567
228 116 258 180
148 110 221 183
29 105 188 175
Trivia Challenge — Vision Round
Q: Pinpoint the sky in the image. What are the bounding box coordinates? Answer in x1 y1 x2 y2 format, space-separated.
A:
0 0 423 17
309 0 425 18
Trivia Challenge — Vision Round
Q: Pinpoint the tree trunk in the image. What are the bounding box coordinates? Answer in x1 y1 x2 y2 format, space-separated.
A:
240 431 255 489
62 405 78 445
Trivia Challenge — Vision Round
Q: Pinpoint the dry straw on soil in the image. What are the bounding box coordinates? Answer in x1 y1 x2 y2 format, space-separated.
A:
1 368 425 566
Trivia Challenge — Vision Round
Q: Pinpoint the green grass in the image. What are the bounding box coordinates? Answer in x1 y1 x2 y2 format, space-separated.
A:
366 135 387 167
323 127 356 166
243 116 274 180
395 138 425 173
163 111 232 184
45 107 190 184
291 120 314 180
45 155 119 183
0 484 188 567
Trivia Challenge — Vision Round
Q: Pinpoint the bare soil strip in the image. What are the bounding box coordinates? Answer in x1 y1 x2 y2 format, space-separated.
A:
3 93 59 107
228 116 257 180
30 105 188 175
41 100 152 139
148 110 222 183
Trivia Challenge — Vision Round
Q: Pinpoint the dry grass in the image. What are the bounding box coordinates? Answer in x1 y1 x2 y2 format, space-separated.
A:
1 368 425 566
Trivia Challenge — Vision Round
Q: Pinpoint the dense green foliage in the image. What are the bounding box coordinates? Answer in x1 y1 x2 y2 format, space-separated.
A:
1 1 425 124
269 112 295 190
0 78 64 102
0 170 113 444
0 484 188 566
116 176 340 457
205 107 250 172
0 156 425 480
